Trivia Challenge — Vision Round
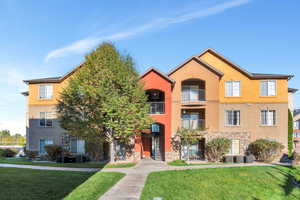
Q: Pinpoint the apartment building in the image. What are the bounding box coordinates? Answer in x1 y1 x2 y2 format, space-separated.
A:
23 49 294 161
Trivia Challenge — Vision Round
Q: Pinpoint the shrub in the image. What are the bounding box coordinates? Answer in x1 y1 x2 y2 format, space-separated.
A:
44 145 63 161
25 150 39 159
0 148 17 157
205 138 231 162
247 139 284 162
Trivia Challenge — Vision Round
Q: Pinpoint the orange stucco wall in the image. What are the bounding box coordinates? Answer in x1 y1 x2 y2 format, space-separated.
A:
199 51 288 103
137 70 173 154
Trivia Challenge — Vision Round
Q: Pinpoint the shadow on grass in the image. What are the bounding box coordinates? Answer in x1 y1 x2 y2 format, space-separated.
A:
266 166 299 198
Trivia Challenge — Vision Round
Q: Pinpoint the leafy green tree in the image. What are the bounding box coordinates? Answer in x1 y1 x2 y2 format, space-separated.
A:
288 109 293 158
57 42 152 162
0 130 10 137
176 127 205 163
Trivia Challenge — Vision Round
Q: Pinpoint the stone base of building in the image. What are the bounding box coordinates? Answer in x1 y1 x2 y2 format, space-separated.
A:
206 131 251 155
165 151 180 161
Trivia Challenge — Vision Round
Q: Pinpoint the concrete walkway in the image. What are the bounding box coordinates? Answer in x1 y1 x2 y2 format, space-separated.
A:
99 159 273 200
0 163 98 172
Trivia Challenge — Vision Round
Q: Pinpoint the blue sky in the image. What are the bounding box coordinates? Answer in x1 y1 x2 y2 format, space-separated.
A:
0 0 299 135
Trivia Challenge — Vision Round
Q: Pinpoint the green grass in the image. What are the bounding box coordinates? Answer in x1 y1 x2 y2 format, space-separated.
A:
0 157 135 168
168 159 234 166
0 167 95 200
141 166 300 200
64 171 125 200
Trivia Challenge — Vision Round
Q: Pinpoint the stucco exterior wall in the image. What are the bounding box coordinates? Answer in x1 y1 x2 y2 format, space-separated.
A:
27 105 65 151
199 51 289 104
219 103 288 150
169 59 221 135
139 70 173 155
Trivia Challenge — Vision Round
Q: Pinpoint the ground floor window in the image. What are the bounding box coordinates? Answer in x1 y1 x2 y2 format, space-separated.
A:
261 110 276 126
70 139 85 154
39 139 53 154
228 139 240 155
115 141 126 160
181 139 205 160
225 110 240 126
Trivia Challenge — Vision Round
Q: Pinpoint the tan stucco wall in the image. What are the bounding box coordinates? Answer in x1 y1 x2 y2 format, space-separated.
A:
169 59 221 135
219 103 288 150
27 105 65 151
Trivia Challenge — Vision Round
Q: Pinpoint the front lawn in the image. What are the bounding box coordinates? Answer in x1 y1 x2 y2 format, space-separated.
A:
0 167 124 200
168 159 236 166
141 166 300 200
0 157 135 168
64 171 125 200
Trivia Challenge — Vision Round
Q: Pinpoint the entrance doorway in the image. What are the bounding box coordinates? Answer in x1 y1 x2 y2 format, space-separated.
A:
141 123 164 160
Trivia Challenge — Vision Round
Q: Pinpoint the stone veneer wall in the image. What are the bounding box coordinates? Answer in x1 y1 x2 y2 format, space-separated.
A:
205 131 251 155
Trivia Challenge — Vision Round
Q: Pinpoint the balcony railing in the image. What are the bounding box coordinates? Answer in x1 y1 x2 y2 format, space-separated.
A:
148 102 165 114
181 119 205 130
181 88 205 102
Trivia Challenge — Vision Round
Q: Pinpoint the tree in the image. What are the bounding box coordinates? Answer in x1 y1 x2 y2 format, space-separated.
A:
176 127 205 163
288 109 293 158
57 42 152 162
0 130 10 137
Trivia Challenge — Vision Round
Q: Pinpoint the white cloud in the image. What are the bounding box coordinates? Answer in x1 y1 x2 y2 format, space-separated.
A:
45 0 251 61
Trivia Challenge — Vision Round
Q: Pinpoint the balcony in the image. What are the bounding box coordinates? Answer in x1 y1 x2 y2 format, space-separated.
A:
148 102 165 114
181 88 205 102
181 119 205 130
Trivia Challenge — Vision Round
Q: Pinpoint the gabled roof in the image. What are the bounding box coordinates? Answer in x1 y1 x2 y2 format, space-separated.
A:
196 48 293 80
23 63 84 84
168 56 224 77
140 67 175 84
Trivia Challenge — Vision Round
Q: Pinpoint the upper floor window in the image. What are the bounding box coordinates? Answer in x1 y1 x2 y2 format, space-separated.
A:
39 85 53 99
225 81 240 97
225 110 240 126
39 112 53 127
260 80 276 96
146 90 165 114
261 110 276 126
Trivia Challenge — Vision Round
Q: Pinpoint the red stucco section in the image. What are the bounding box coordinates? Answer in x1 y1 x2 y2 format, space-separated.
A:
135 69 172 157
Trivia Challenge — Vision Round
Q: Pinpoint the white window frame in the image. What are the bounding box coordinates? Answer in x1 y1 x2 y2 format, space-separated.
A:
261 109 276 126
225 110 240 126
260 80 276 97
39 112 53 128
39 85 53 99
228 139 240 155
225 81 241 97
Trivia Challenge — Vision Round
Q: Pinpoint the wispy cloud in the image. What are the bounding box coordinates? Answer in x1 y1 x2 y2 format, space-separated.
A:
45 0 251 61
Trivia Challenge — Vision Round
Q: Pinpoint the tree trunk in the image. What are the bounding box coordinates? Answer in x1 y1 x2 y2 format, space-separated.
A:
109 139 115 163
187 143 190 165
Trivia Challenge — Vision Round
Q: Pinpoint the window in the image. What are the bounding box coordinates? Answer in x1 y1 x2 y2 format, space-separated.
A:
70 139 85 154
260 80 276 96
261 110 276 126
228 140 240 155
225 110 240 126
39 139 53 154
39 112 53 127
115 141 126 160
225 81 240 97
182 85 205 102
39 85 53 99
294 120 300 130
